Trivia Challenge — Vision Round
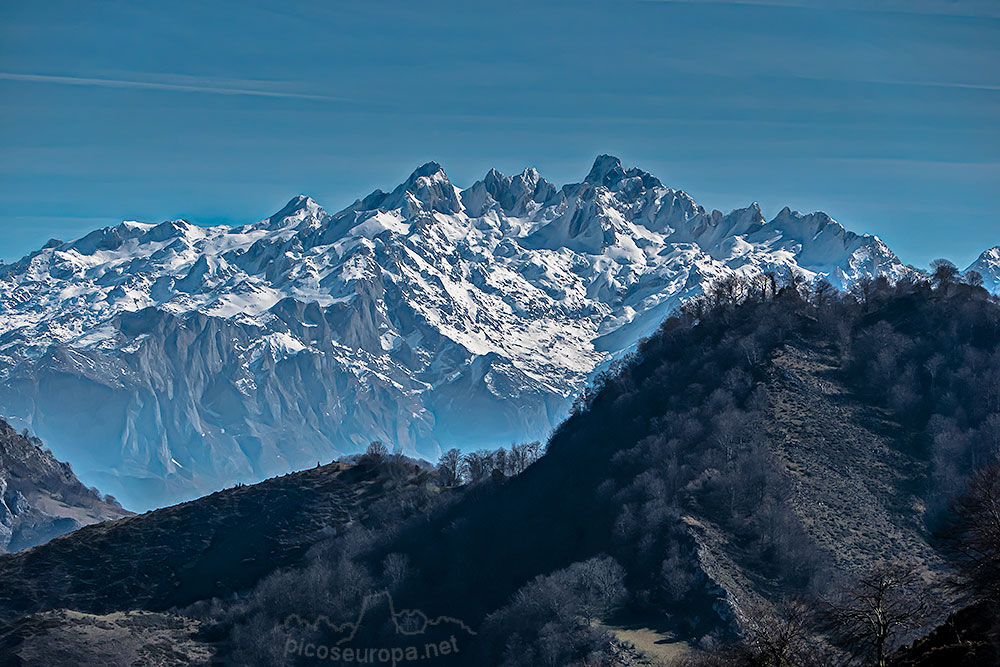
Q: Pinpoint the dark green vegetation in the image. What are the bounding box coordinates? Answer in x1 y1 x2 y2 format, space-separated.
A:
1 268 998 666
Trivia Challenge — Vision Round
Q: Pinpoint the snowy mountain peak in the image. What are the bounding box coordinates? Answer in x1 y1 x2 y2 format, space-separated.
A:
474 165 557 216
402 161 453 195
582 154 662 194
772 205 835 228
355 161 461 215
584 154 625 187
0 155 922 508
967 246 1000 293
270 194 323 218
262 195 328 234
969 246 1000 267
409 160 448 180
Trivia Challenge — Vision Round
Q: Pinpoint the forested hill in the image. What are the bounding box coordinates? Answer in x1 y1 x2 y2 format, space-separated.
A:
2 270 997 666
215 270 999 665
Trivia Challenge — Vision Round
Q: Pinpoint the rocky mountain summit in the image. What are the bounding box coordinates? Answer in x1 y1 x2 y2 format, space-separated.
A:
0 418 129 553
0 156 926 508
967 246 1000 293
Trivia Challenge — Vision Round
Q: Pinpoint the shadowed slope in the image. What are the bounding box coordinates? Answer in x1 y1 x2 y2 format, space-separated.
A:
0 418 130 554
0 460 433 626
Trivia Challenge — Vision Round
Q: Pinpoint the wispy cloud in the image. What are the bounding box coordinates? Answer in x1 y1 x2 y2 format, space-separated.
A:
791 74 1000 92
629 52 1000 94
0 72 352 102
637 0 1000 19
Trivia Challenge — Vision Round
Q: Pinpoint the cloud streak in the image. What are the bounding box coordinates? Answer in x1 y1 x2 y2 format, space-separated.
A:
0 72 352 102
638 0 1000 18
792 74 1000 92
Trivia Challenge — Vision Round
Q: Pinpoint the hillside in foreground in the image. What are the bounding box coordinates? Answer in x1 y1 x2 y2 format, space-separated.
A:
1 272 998 665
0 459 441 627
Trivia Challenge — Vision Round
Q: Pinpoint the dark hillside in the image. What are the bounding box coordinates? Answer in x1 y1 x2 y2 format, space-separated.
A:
0 417 130 554
221 276 1000 665
0 459 437 627
1 275 997 666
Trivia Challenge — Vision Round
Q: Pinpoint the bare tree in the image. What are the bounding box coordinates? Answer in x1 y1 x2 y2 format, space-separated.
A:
462 449 493 483
680 294 711 322
850 276 876 310
660 541 697 600
739 599 825 667
753 272 779 302
712 408 760 514
811 279 837 309
363 440 388 461
436 448 463 486
678 599 826 667
508 443 530 476
508 441 543 475
940 464 1000 602
965 270 985 288
821 564 931 667
381 552 410 591
924 353 945 393
491 447 509 476
573 557 627 623
383 443 412 484
786 270 808 299
931 258 960 287
710 274 752 307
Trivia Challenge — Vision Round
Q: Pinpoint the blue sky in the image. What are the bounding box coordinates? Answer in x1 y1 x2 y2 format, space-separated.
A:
1 0 997 268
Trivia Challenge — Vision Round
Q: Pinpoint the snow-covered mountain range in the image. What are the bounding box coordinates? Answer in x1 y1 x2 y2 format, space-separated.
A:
0 155 974 509
967 246 1000 294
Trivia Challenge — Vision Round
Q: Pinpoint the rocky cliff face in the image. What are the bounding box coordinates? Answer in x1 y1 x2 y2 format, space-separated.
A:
0 418 130 553
0 156 915 509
